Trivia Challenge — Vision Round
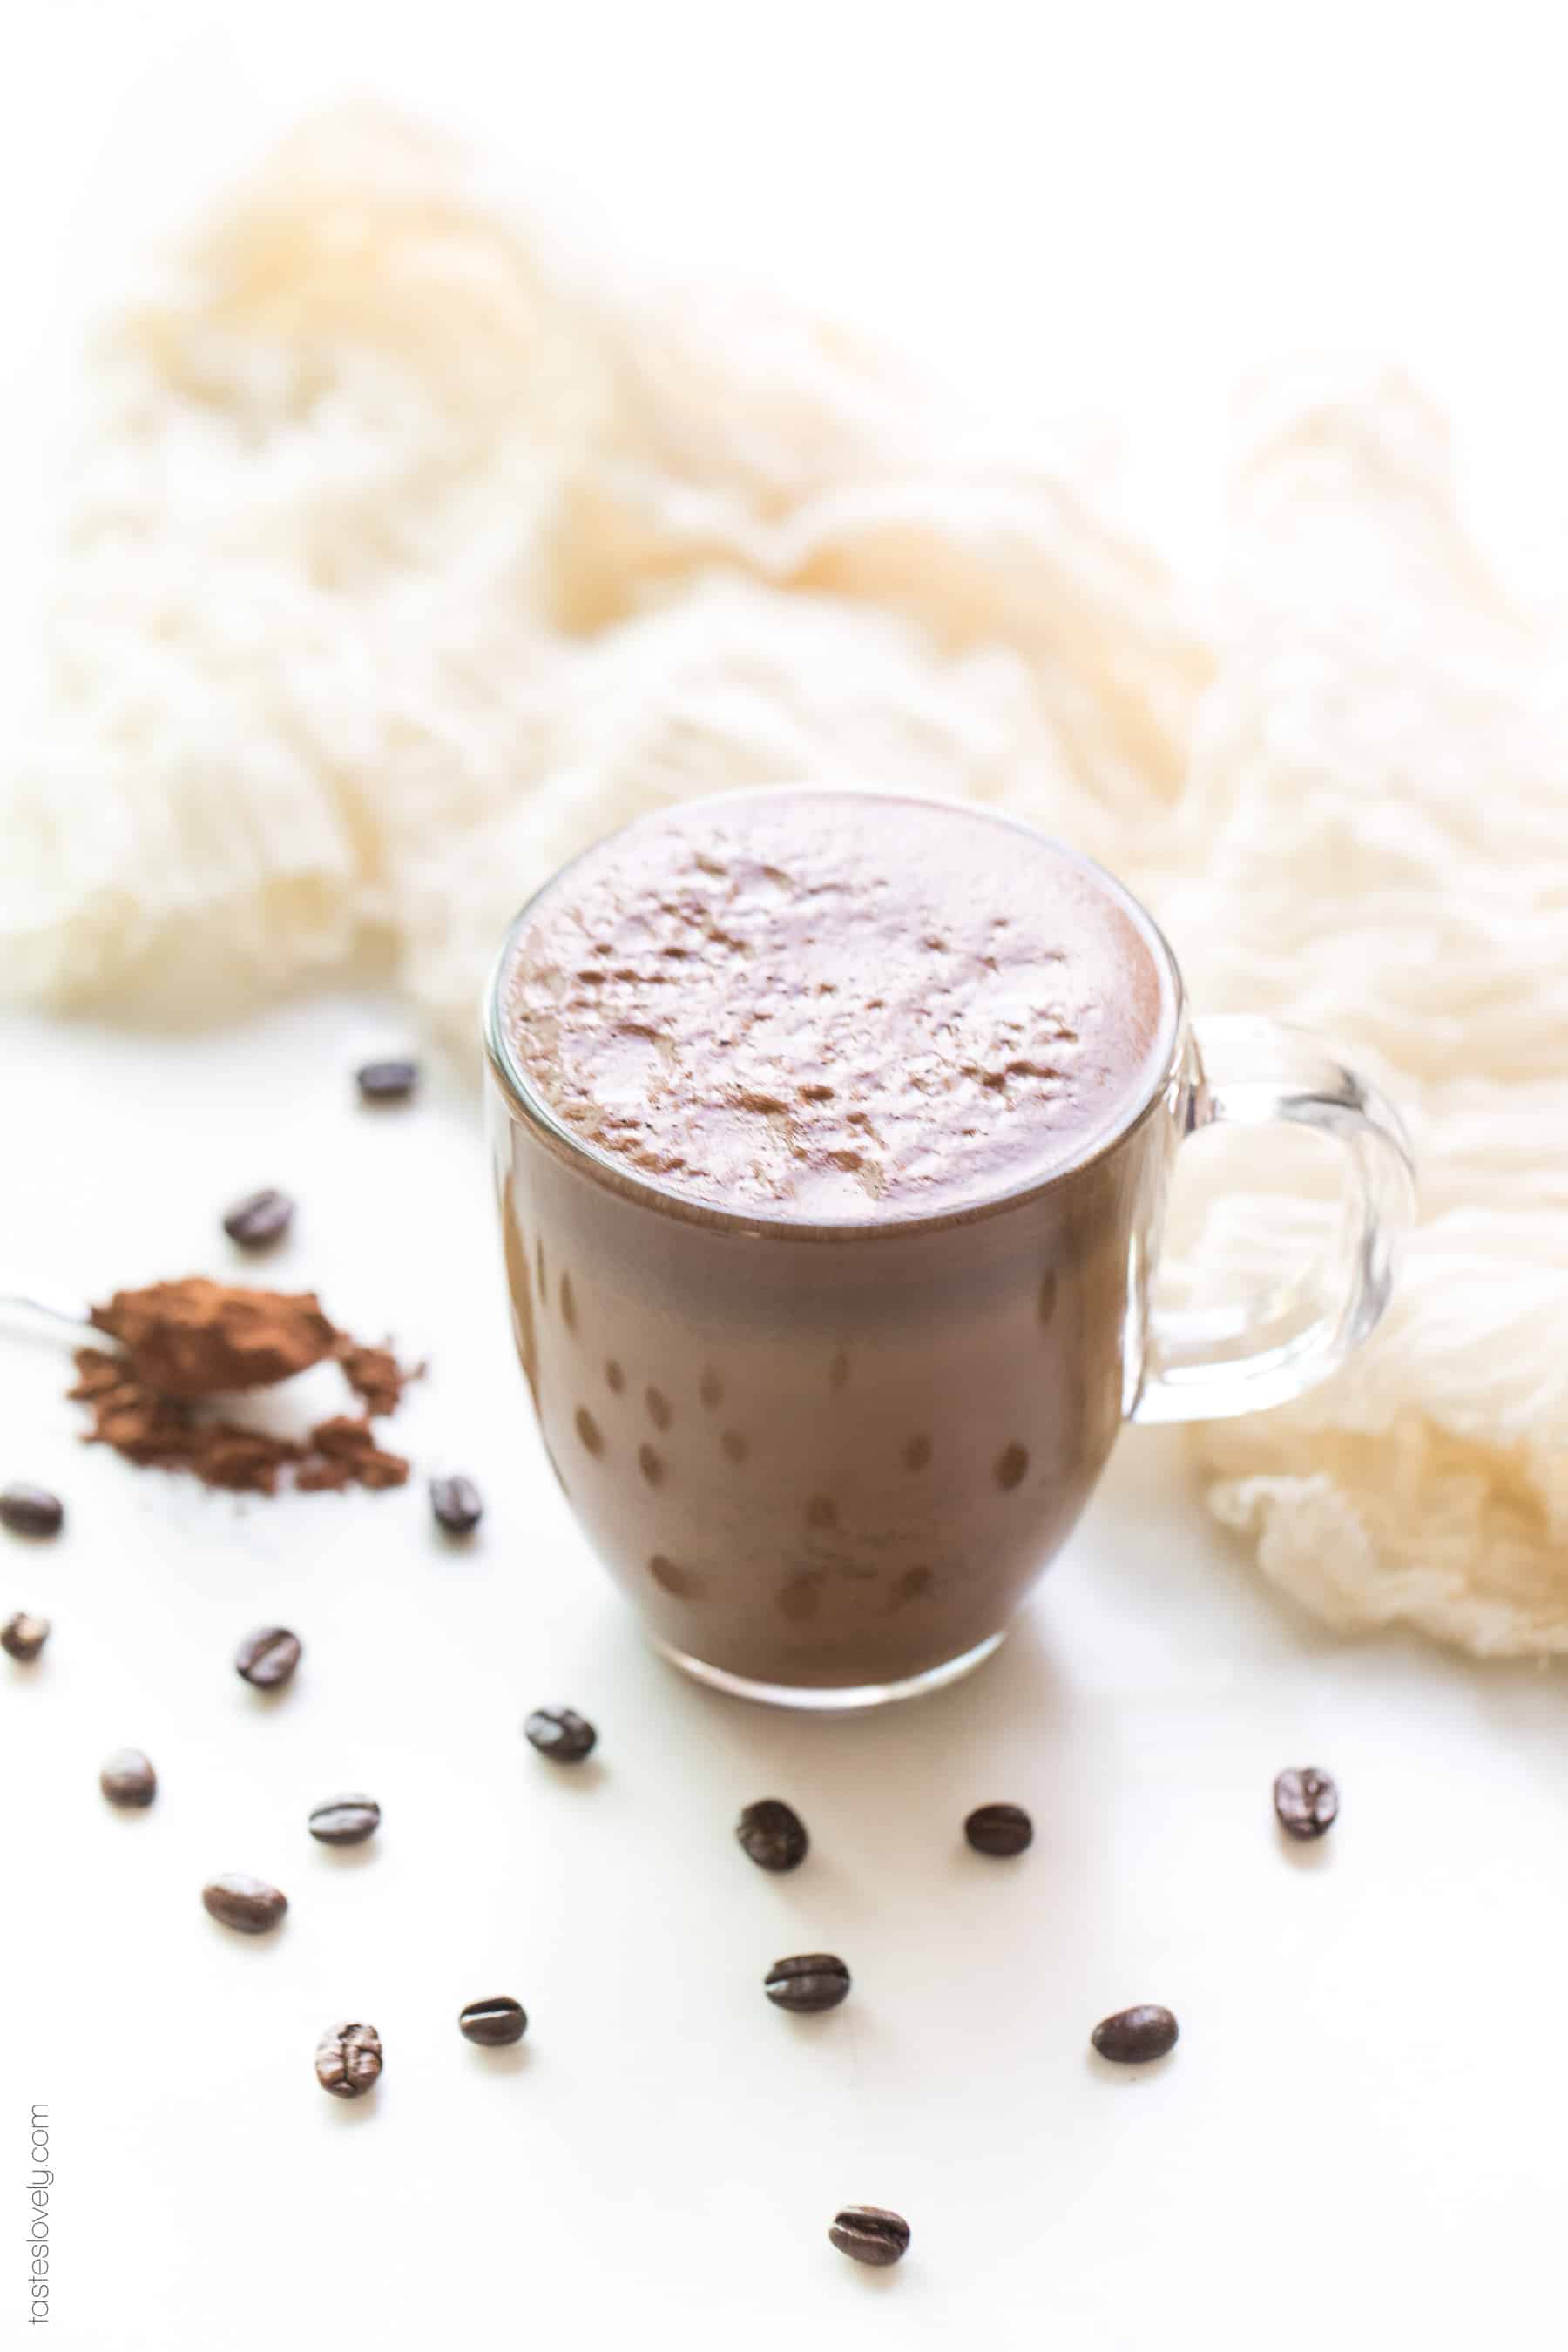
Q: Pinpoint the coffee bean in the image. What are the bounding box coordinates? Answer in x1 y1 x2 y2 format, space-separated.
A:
1 1612 50 1663
524 1706 596 1763
222 1187 295 1248
308 1794 380 1846
458 1997 528 2047
100 1748 157 1807
202 1874 288 1934
1091 2004 1179 2063
829 2207 910 2267
234 1625 301 1690
964 1801 1033 1857
764 1953 851 2013
736 1798 809 1873
430 1476 483 1535
315 2021 382 2099
356 1058 419 1103
1 1484 64 1538
1274 1766 1338 1840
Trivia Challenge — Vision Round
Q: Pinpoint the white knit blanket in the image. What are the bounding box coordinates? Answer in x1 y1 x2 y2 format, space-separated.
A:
6 117 1565 1653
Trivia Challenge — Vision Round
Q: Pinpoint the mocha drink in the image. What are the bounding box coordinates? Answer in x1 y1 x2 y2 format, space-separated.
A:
487 788 1181 1700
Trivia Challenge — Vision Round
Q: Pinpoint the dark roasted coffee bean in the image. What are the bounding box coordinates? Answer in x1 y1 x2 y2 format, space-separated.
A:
524 1706 596 1762
202 1874 288 1934
829 2207 910 2266
222 1187 295 1248
1 1611 50 1663
736 1798 809 1873
234 1625 301 1690
964 1801 1033 1857
430 1476 483 1535
308 1794 380 1846
764 1953 851 2013
1274 1766 1338 1840
1092 2004 1179 2063
315 2020 382 2099
100 1748 157 1807
459 1996 528 2047
1 1484 64 1538
356 1058 419 1103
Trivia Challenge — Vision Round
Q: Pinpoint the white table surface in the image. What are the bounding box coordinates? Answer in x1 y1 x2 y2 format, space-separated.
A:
3 996 1565 2352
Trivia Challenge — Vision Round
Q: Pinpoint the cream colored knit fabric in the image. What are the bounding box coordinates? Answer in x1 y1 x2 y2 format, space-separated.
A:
5 116 1565 1652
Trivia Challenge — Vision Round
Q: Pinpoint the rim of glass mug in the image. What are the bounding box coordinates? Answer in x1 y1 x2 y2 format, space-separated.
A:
481 786 1189 1240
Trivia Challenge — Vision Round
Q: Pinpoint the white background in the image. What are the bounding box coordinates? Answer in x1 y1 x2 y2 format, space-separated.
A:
5 8 1568 2349
6 0 1568 626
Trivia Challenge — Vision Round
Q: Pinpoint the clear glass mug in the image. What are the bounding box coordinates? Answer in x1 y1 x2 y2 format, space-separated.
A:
484 794 1415 1709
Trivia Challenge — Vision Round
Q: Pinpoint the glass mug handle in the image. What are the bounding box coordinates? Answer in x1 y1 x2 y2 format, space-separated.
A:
1133 1015 1416 1423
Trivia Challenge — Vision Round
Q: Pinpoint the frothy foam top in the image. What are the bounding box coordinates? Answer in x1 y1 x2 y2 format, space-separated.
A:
501 791 1173 1219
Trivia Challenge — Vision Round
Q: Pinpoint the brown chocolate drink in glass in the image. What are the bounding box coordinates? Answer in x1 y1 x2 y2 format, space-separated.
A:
484 786 1413 1706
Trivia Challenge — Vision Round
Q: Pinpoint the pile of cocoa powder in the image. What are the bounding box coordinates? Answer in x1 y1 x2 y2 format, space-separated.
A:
69 1277 416 1496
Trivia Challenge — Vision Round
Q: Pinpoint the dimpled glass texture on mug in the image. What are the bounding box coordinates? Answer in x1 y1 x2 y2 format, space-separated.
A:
483 789 1183 1705
485 786 1415 1704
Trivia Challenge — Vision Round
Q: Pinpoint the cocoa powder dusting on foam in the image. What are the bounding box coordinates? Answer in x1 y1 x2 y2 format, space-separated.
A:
69 1278 416 1497
503 791 1172 1219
